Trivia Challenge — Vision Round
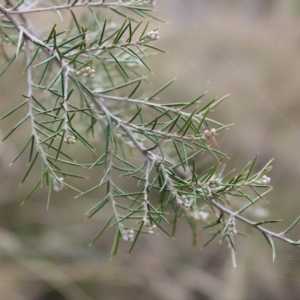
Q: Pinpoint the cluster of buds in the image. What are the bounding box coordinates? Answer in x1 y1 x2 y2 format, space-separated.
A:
75 66 95 78
207 177 221 188
53 177 64 192
177 195 191 209
64 134 76 145
122 229 135 242
143 30 160 43
191 211 209 221
227 218 237 235
254 175 271 185
144 220 157 235
203 128 217 139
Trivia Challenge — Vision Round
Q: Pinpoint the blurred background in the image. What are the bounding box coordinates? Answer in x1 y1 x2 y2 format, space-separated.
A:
1 0 300 299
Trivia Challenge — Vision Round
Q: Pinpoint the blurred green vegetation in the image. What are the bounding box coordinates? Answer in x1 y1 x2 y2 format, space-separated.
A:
1 1 300 299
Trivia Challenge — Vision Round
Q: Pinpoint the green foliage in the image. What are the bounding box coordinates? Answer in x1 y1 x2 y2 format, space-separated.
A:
0 0 299 262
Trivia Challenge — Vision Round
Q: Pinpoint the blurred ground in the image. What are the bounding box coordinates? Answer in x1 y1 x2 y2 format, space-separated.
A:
1 1 300 299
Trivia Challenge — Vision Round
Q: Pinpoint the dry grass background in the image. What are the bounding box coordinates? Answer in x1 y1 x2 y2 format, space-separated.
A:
1 0 300 299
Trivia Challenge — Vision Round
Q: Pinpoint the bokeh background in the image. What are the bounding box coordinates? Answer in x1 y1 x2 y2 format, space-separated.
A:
1 0 300 299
